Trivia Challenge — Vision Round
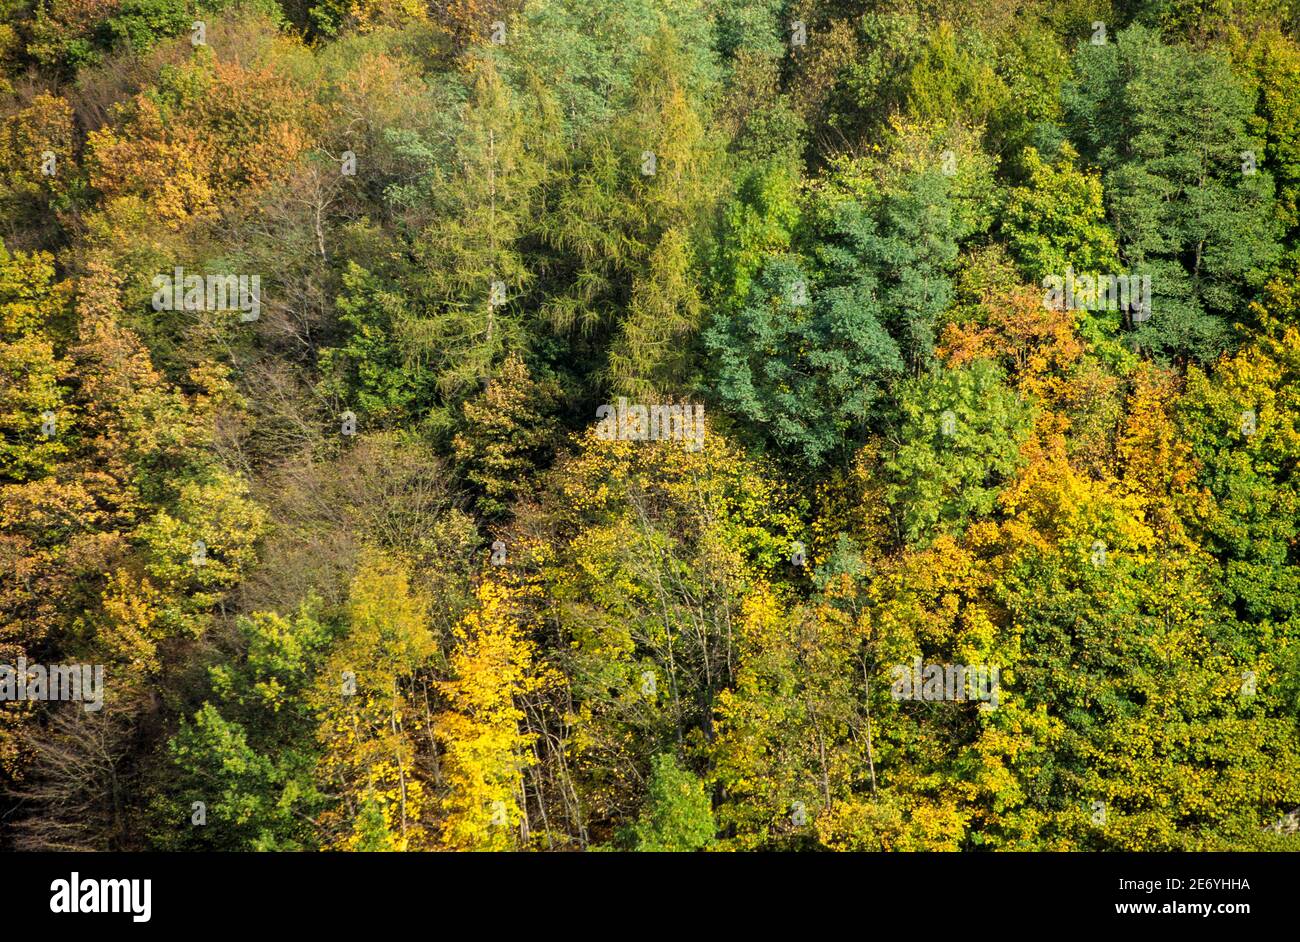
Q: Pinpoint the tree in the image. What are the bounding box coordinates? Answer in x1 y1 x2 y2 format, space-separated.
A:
513 420 801 841
708 157 801 320
166 601 336 850
1002 144 1119 284
135 469 267 640
8 0 1300 856
499 0 719 142
408 56 546 406
1062 24 1282 359
537 24 723 398
436 573 548 850
103 0 191 53
710 575 875 851
1177 326 1300 632
0 92 76 245
316 262 436 428
706 161 961 466
0 243 73 481
879 360 1032 547
628 753 716 851
312 551 439 851
903 20 1007 132
452 352 562 519
1241 29 1300 245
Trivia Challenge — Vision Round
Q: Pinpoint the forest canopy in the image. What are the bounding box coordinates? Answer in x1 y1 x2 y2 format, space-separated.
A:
2 0 1300 852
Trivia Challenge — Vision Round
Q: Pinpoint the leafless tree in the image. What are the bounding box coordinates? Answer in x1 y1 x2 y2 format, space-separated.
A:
7 702 137 851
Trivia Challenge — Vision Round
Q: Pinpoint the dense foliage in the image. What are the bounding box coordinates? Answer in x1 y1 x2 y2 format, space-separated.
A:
3 0 1300 851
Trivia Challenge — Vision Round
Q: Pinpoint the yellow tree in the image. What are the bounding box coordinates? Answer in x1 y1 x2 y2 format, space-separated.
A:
0 92 75 239
313 551 439 851
0 243 73 482
436 573 548 850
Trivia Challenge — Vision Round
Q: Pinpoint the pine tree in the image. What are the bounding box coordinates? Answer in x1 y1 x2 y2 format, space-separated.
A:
1063 24 1282 359
408 57 546 405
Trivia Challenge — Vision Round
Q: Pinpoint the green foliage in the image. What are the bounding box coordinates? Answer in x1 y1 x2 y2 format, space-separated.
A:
1177 328 1300 629
104 0 192 52
988 528 1300 850
1002 144 1119 283
501 0 720 142
904 21 1008 131
137 469 267 633
7 0 1300 857
1063 24 1282 359
167 601 335 850
629 754 716 852
452 352 561 519
989 20 1071 159
710 158 801 317
317 263 434 427
1241 29 1300 243
536 23 724 398
706 162 961 466
881 360 1032 546
712 0 783 63
408 57 545 403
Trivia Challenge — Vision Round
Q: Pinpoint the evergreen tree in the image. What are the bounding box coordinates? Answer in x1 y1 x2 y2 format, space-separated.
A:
1063 24 1282 359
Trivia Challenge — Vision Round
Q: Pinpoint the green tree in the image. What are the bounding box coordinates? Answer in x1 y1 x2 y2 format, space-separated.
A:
407 56 547 410
709 157 801 319
451 352 561 519
1063 24 1282 359
538 24 724 398
1241 29 1300 245
166 601 336 850
317 262 435 428
1002 144 1119 283
629 753 716 851
903 21 1007 132
104 0 192 53
706 164 961 466
880 360 1032 546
